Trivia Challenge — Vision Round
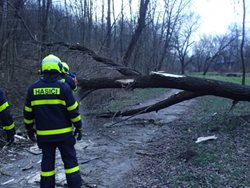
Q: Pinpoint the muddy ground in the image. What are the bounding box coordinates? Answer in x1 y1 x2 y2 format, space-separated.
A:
1 90 250 188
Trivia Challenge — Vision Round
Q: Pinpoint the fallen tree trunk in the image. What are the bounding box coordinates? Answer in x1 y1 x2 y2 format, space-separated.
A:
78 72 250 102
98 91 204 118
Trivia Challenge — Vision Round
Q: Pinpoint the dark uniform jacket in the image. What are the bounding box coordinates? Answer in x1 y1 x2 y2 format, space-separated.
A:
23 74 82 142
0 89 15 137
61 74 77 92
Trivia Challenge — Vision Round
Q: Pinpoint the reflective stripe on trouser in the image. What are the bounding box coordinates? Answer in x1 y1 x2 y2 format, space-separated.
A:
58 136 82 188
39 142 56 188
39 136 82 188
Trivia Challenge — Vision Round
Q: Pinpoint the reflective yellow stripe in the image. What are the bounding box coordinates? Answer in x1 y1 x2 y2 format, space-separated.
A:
24 106 32 112
0 102 9 112
67 102 78 111
3 123 15 130
40 170 55 177
73 86 77 91
24 118 34 124
60 79 66 83
37 127 73 135
65 166 80 174
71 115 81 123
31 99 66 106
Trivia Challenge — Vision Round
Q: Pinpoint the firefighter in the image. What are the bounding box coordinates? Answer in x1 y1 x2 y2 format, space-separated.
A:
60 62 78 92
23 54 82 188
0 89 15 145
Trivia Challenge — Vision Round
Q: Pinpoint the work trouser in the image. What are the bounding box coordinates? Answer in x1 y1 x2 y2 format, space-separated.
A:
38 135 82 188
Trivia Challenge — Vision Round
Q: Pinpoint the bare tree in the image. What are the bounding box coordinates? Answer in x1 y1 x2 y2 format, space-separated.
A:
39 0 52 56
192 35 235 75
174 13 199 74
156 0 193 71
240 0 246 84
121 0 150 67
105 0 112 50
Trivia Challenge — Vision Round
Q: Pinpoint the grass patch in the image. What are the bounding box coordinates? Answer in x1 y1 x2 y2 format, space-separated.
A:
195 96 250 132
106 88 167 111
192 148 218 166
188 97 250 186
190 72 250 85
123 72 250 187
152 95 250 187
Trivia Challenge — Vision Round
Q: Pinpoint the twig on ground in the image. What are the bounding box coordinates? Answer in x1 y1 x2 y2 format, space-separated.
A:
14 135 27 140
79 157 101 165
25 147 42 155
99 133 124 145
21 162 34 171
105 104 154 128
82 179 98 188
0 168 11 176
1 178 15 185
136 151 166 157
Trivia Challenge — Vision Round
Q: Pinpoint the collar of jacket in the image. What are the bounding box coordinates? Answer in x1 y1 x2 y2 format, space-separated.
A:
41 73 61 83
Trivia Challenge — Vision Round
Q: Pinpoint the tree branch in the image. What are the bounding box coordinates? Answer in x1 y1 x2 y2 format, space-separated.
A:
97 91 203 118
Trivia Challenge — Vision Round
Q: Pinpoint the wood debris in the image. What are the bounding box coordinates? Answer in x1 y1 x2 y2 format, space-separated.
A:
1 178 14 185
195 135 217 143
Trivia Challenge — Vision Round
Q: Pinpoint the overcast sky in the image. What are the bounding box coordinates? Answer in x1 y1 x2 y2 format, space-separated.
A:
114 0 249 37
192 0 249 36
67 0 249 39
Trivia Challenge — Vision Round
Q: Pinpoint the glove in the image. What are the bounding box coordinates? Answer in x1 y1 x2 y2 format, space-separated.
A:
5 129 15 146
27 128 37 142
74 128 82 141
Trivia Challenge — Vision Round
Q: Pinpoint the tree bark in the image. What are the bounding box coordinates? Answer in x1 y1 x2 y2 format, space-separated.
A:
77 72 250 102
121 0 150 66
105 0 111 50
240 0 246 85
97 91 203 117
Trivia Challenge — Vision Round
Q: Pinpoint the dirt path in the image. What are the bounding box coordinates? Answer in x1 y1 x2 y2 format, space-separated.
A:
0 90 194 188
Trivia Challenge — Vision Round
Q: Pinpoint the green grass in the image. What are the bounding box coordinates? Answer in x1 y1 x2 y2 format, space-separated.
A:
193 96 250 134
106 88 167 111
189 72 250 85
159 95 250 187
187 72 250 131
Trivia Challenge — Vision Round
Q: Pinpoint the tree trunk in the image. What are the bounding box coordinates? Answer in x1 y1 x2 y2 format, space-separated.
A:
121 0 150 67
105 0 111 51
97 91 202 117
241 0 246 85
40 0 51 56
78 72 250 102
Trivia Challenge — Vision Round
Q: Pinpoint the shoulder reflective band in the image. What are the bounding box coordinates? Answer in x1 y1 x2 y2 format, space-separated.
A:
65 166 80 174
33 88 60 95
40 170 56 177
3 123 15 130
24 118 34 124
67 102 78 111
31 99 66 106
71 115 81 123
0 102 9 112
36 127 73 135
24 106 32 112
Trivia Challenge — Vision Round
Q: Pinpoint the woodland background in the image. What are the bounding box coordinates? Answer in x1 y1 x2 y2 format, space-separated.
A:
0 0 249 133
